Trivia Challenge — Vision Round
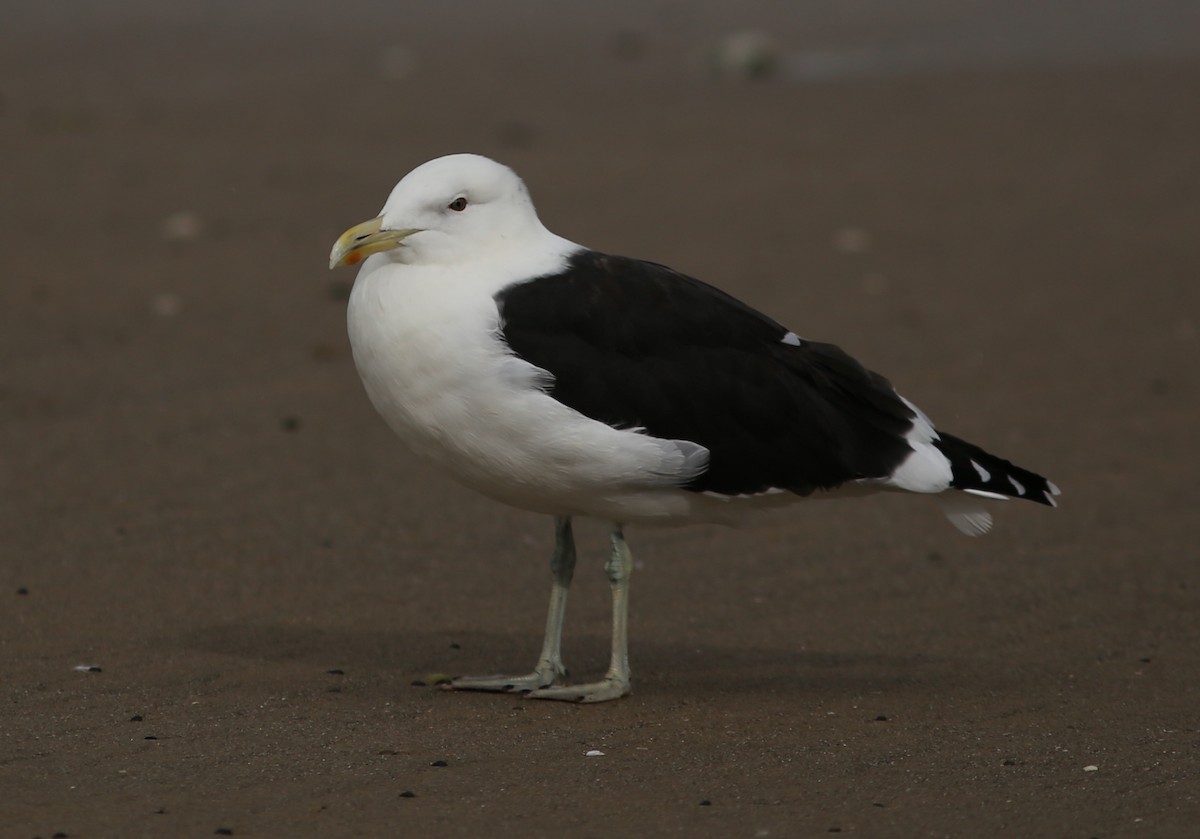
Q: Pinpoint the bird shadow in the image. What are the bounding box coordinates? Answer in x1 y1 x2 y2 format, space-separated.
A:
176 621 979 699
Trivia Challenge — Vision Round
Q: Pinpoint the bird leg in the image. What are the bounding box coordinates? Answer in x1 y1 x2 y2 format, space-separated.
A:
448 516 576 693
525 525 633 703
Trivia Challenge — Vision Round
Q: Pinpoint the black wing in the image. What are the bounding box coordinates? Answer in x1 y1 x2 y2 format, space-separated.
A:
495 250 916 496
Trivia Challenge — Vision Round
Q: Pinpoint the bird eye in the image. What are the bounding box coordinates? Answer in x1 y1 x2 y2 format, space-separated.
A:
448 197 468 212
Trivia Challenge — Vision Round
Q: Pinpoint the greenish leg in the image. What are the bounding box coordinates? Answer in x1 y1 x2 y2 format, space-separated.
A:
449 516 576 693
526 525 634 703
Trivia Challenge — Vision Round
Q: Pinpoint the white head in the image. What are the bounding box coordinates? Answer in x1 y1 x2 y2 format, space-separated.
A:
329 154 548 269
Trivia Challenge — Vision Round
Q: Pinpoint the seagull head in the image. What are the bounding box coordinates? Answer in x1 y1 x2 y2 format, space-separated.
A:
329 153 546 269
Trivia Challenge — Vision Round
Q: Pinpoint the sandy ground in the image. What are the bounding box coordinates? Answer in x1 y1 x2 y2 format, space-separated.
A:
3 3 1199 837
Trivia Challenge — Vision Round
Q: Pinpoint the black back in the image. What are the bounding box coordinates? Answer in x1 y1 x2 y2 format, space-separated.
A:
496 250 916 496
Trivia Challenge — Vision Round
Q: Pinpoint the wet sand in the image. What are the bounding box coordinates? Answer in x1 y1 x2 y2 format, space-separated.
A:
3 4 1199 836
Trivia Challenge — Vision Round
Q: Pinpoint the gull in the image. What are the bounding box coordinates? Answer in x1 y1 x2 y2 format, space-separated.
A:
329 153 1058 702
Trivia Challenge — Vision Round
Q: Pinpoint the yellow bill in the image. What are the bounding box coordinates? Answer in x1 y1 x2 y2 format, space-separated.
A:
329 217 420 269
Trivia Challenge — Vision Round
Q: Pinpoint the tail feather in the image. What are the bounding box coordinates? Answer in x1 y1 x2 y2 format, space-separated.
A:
932 432 1060 507
938 491 995 537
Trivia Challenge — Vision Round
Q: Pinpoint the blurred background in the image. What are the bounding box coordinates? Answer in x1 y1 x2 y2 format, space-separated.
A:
3 1 1199 836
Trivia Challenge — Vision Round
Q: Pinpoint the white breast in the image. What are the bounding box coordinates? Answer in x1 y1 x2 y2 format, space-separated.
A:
346 249 709 521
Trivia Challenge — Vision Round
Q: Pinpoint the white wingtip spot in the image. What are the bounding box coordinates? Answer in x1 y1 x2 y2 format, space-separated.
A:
782 331 803 346
1008 476 1026 496
970 460 991 482
1044 480 1061 507
963 488 1010 501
